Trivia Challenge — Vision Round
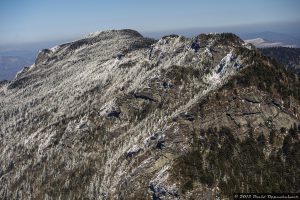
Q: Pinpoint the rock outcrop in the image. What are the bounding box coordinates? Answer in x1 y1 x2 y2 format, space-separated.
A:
0 29 299 200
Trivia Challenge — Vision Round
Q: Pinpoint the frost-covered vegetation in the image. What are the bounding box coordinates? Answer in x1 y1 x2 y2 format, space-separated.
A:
0 29 299 200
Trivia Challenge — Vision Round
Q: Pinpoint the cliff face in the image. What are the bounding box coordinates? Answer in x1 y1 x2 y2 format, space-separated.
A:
0 29 299 200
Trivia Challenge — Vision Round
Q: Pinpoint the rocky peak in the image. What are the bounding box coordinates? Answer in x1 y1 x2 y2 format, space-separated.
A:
196 32 244 47
0 29 299 200
33 29 152 66
86 29 144 39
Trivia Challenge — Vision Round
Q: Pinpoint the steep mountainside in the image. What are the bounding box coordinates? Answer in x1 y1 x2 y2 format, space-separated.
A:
0 29 300 200
259 47 300 75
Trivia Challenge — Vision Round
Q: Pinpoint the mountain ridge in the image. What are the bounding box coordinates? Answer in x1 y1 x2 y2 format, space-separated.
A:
0 29 299 200
245 37 296 48
259 47 300 75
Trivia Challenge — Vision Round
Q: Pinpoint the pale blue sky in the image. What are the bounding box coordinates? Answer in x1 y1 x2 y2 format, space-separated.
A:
1 0 300 45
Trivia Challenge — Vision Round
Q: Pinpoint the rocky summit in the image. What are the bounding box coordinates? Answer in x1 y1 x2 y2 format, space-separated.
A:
0 29 300 200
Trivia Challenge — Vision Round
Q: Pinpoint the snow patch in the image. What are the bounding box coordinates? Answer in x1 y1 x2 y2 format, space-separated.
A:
50 45 60 53
15 64 35 78
86 30 103 38
245 38 296 48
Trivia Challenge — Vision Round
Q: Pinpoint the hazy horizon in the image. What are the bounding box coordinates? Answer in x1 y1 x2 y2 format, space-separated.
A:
1 0 300 81
1 0 300 46
1 21 300 52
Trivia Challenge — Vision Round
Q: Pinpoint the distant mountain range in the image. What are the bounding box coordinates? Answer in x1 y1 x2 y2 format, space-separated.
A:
0 55 34 80
239 31 300 47
244 38 296 48
259 47 300 75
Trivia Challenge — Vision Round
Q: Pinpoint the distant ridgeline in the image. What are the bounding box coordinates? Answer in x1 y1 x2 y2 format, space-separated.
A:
259 47 300 75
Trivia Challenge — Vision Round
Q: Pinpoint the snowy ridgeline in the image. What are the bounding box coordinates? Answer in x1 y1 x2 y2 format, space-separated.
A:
0 29 253 199
0 30 246 131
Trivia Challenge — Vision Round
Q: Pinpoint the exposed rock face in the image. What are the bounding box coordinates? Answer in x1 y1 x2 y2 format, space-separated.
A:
0 29 299 200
